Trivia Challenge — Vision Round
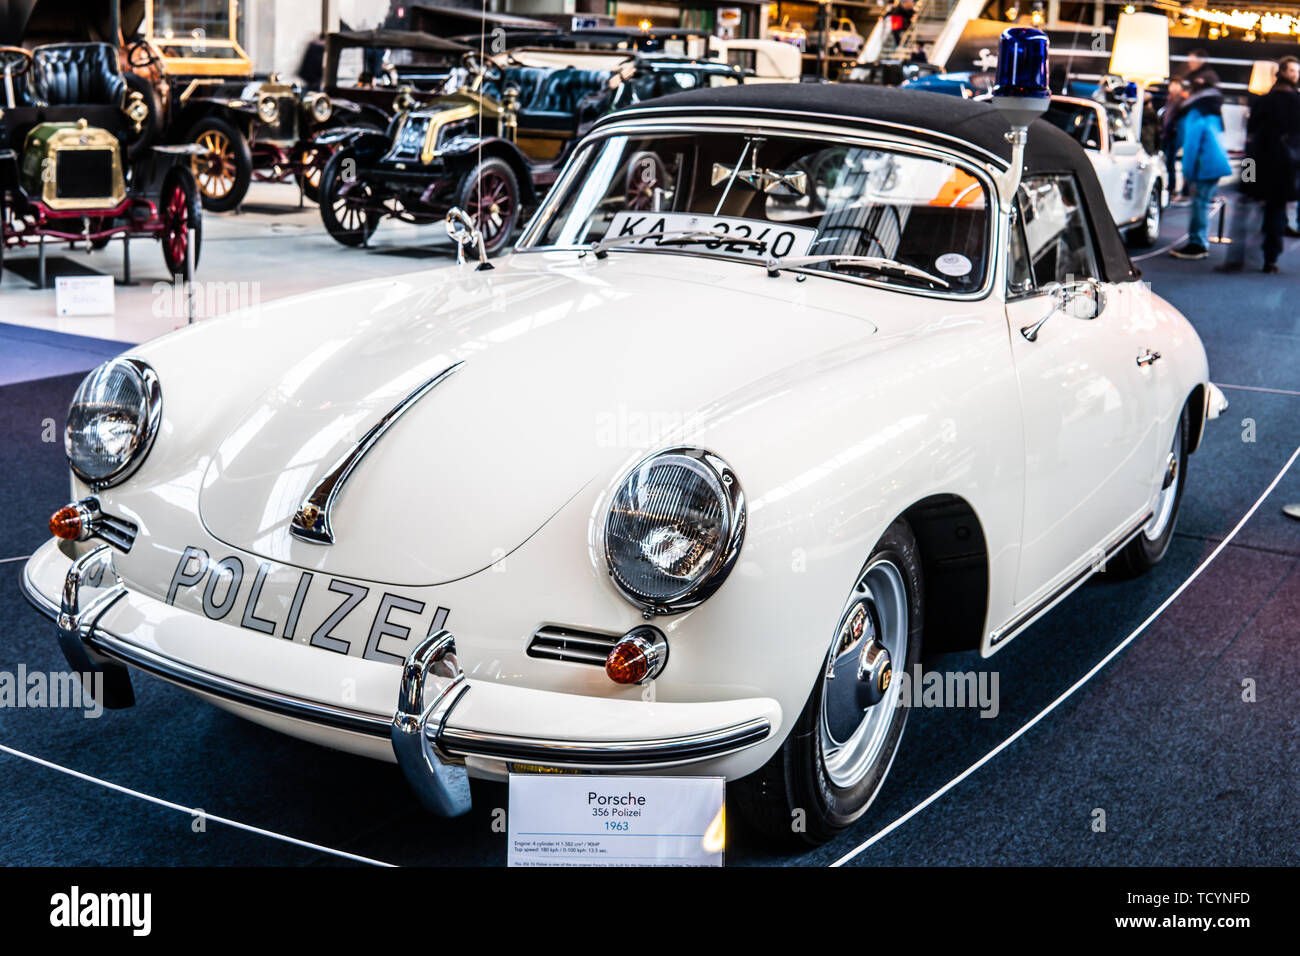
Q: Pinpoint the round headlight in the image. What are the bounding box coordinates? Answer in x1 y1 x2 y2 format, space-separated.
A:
257 95 279 124
65 358 161 488
604 447 745 613
306 92 332 123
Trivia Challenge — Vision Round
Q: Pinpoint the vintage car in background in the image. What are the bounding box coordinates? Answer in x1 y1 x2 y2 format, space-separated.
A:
23 33 1225 844
0 40 201 284
767 16 808 53
845 57 942 86
1042 94 1166 248
278 28 474 203
316 48 743 253
710 37 803 84
120 0 399 210
811 16 865 56
902 69 995 98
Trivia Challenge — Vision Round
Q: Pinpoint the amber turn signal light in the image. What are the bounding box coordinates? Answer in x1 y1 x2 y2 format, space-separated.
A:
49 505 86 541
604 628 668 685
606 640 650 684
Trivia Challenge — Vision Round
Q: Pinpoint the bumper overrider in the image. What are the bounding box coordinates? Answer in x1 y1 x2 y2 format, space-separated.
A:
20 543 779 816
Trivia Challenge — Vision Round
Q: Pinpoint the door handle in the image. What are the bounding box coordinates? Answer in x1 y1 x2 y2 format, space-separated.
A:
1136 349 1161 367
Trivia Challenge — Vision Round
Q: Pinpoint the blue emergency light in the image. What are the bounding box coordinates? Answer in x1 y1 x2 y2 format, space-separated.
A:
992 27 1051 128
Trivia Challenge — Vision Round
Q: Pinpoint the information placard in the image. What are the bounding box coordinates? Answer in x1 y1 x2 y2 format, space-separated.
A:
54 275 115 316
507 774 725 867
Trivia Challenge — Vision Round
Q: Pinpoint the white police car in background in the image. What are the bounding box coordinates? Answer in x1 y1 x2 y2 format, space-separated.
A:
1043 94 1167 248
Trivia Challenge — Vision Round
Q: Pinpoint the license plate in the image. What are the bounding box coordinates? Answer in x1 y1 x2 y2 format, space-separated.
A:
164 545 448 666
605 211 816 262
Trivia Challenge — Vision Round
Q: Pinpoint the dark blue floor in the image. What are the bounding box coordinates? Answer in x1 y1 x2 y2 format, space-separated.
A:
0 323 130 387
0 205 1296 866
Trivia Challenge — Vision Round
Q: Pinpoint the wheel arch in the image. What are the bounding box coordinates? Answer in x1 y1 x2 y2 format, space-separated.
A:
900 494 990 653
459 139 538 206
1186 382 1208 454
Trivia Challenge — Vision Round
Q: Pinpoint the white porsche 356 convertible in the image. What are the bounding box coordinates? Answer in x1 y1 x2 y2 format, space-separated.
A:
22 31 1223 845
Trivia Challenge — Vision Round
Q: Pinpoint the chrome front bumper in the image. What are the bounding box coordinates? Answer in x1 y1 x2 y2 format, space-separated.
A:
21 544 777 817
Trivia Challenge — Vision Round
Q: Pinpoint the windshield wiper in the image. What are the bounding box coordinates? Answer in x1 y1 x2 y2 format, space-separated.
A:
581 229 771 259
764 253 951 289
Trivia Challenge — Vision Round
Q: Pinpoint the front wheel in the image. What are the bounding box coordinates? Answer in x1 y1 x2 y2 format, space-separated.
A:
1129 183 1162 248
732 518 924 845
455 157 520 255
187 116 252 212
295 142 331 203
1108 403 1189 578
160 167 203 280
318 149 380 247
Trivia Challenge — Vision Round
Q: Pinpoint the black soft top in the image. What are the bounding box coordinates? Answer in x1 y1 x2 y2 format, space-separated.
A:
606 83 1138 282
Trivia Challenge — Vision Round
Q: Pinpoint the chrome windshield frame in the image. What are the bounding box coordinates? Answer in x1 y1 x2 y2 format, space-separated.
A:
515 114 1006 303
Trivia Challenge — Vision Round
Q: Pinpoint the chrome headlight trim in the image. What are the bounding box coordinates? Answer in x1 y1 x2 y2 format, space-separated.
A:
257 94 280 124
65 357 162 489
603 446 745 615
305 92 332 123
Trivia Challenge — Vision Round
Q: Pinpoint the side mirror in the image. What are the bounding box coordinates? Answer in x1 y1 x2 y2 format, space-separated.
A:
1020 279 1105 340
445 207 493 271
1111 140 1141 157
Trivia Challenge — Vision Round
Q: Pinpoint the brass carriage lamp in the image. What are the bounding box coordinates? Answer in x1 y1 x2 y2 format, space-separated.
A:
991 26 1050 206
1108 11 1170 140
125 90 150 134
501 86 520 141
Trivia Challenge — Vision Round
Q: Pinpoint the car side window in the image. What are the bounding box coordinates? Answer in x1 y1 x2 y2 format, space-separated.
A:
1007 206 1034 297
1016 175 1099 289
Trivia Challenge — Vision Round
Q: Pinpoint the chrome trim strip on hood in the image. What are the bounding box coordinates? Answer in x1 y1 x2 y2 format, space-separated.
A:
290 361 465 545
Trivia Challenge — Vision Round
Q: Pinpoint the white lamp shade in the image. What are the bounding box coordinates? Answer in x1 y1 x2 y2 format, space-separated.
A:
1248 60 1278 95
1109 12 1170 84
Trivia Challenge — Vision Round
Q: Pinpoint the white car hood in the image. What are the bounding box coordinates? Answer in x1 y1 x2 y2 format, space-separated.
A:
197 252 877 585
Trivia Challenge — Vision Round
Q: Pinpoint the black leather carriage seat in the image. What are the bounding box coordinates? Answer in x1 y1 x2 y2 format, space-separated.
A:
30 43 126 108
517 67 613 132
483 67 549 110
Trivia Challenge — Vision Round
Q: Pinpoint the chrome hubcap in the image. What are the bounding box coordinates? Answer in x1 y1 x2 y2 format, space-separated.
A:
819 558 907 788
1145 425 1182 540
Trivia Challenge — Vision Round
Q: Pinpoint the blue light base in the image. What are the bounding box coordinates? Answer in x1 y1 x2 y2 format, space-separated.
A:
993 94 1050 130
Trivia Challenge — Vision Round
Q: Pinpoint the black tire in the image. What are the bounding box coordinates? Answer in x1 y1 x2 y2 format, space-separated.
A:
160 167 203 280
187 116 252 212
732 518 924 846
454 156 520 255
319 149 380 247
1128 182 1162 248
88 218 111 250
123 71 164 163
1108 402 1190 578
294 142 330 204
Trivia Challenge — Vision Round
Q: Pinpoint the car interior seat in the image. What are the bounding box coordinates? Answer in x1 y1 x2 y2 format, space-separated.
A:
30 42 126 108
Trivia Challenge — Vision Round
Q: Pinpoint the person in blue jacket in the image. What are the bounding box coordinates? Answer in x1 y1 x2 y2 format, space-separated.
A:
1170 81 1234 259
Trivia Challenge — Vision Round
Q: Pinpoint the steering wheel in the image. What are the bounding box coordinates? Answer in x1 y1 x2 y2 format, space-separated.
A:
125 38 161 71
462 50 503 86
0 46 33 77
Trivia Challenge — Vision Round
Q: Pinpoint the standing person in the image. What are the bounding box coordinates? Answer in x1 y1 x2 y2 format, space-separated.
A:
885 1 913 50
1170 76 1233 260
1182 49 1220 91
1160 78 1187 199
1243 56 1300 272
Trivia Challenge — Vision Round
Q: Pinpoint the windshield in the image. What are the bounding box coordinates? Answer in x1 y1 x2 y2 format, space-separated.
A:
1043 102 1102 150
525 129 991 294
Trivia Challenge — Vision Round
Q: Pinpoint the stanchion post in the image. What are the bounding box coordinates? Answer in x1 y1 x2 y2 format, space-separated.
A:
1209 197 1232 244
186 237 196 324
